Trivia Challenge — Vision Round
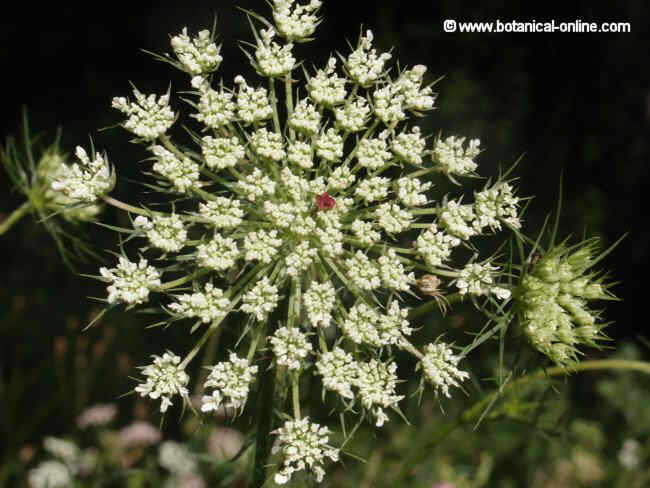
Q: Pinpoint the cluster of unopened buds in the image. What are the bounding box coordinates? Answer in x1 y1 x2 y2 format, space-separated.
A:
516 241 614 367
46 0 612 483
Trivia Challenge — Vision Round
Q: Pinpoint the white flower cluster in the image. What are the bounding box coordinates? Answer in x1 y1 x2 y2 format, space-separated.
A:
270 326 312 370
350 219 380 245
38 150 102 220
334 97 370 132
250 127 286 161
241 277 280 321
255 28 296 77
272 418 339 484
196 235 239 271
243 230 283 263
82 1 531 483
198 197 244 229
398 65 436 112
150 145 200 192
345 30 391 87
272 0 322 41
28 461 71 488
168 283 230 323
435 183 520 242
416 223 461 267
201 135 244 169
315 347 357 399
375 202 413 233
100 257 161 305
237 168 276 201
356 360 403 427
341 301 412 347
193 86 235 129
355 176 390 203
315 127 344 161
396 177 431 207
201 352 258 412
234 76 273 124
112 89 175 140
433 136 481 177
474 182 521 231
344 251 380 290
134 352 189 412
285 241 317 276
315 348 402 427
378 250 415 290
308 58 346 107
356 132 391 169
456 262 511 300
303 281 336 327
289 99 321 136
392 127 426 165
134 214 187 252
171 28 222 76
50 146 113 203
421 342 470 397
159 441 197 477
43 437 80 468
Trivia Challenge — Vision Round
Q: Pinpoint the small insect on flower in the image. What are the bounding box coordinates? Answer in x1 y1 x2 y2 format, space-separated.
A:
315 192 336 211
416 274 449 315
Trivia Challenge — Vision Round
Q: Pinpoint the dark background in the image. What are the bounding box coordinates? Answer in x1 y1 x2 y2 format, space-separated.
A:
1 0 648 465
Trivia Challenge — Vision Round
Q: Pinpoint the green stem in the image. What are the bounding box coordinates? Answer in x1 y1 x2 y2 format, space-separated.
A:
284 74 294 119
192 325 223 396
180 318 226 369
462 360 650 422
343 236 418 255
396 359 650 480
408 293 462 320
410 207 438 216
343 119 379 169
102 196 149 216
180 265 268 369
292 373 301 419
408 167 436 179
269 79 281 134
0 201 31 235
399 338 424 360
252 364 276 488
159 135 186 160
251 296 287 488
157 269 212 291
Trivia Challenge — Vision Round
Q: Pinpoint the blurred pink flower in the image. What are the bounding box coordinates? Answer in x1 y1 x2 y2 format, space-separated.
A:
431 483 455 488
178 475 206 488
207 426 244 461
77 404 117 429
119 421 162 447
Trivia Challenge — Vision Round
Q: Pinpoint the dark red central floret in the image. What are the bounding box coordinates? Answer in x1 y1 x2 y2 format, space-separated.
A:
315 192 336 211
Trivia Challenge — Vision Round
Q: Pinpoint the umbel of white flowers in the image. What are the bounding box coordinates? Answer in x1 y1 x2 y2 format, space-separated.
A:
47 0 538 483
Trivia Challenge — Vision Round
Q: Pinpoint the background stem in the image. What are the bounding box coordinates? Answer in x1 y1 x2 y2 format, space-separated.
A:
395 359 650 480
0 201 31 236
251 296 288 488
